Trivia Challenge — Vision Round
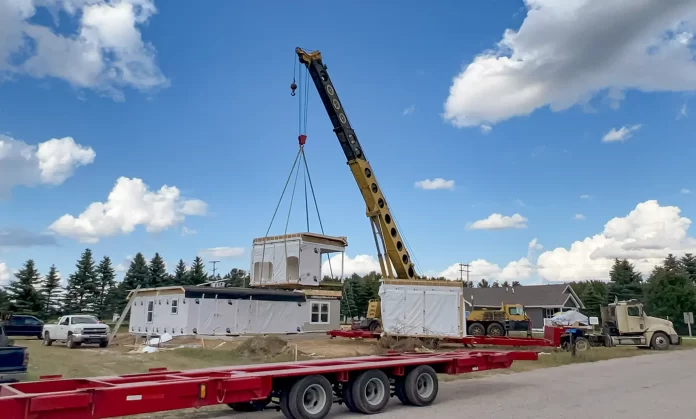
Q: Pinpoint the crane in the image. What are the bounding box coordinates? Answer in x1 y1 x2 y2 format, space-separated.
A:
295 47 416 281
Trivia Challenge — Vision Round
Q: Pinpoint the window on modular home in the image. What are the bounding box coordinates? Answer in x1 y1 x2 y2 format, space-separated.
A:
171 299 179 315
147 301 154 323
311 302 329 324
544 308 561 318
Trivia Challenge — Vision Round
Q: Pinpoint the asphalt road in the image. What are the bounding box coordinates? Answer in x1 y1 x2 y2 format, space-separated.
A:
146 349 696 419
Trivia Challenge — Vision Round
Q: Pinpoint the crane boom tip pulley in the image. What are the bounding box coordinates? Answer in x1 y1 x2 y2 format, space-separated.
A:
294 48 418 281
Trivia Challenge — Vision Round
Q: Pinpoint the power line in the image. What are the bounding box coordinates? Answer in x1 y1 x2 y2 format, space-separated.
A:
459 263 470 283
209 260 220 278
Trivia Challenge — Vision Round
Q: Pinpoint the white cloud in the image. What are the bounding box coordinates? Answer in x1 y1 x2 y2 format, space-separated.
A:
480 124 493 134
580 194 591 199
681 188 692 195
537 200 696 282
575 213 586 220
0 134 95 193
181 226 197 236
49 177 208 243
114 263 126 273
678 103 688 119
514 199 526 207
602 124 641 143
403 105 416 116
0 262 9 284
443 1 696 127
198 247 245 260
528 237 543 251
438 258 534 283
414 178 455 190
0 0 168 100
468 213 528 230
322 254 382 278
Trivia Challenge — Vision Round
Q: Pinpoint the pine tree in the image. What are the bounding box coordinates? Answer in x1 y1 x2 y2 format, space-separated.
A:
511 281 522 287
477 279 490 288
121 253 150 290
645 255 696 327
340 277 359 319
64 249 98 313
189 256 208 285
41 265 62 319
581 284 603 318
491 281 501 288
681 253 696 284
222 268 250 287
0 288 9 312
607 259 643 302
501 281 511 288
172 259 189 285
148 253 167 288
6 259 43 315
95 256 116 319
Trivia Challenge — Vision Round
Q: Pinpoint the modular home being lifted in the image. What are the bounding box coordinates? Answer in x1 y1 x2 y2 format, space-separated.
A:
126 285 340 337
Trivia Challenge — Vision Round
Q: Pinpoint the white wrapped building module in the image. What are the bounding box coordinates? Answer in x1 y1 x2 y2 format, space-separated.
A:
379 281 465 338
250 233 347 287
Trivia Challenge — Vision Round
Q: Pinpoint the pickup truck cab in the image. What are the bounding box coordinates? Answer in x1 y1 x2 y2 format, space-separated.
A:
42 315 110 349
0 325 29 383
1 314 44 339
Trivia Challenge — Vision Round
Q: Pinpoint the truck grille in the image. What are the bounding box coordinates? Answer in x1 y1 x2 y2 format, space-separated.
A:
82 328 106 335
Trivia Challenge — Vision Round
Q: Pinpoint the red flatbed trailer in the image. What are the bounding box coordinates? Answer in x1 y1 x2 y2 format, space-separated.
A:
328 329 560 348
0 350 537 419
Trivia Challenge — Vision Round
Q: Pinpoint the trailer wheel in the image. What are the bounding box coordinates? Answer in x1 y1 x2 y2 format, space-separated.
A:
350 369 390 414
468 322 485 336
341 381 359 412
279 389 296 419
650 332 670 351
394 379 411 405
487 323 504 337
404 365 438 406
287 375 333 419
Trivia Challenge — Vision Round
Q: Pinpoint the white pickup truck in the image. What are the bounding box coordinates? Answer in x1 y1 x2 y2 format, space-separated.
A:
42 315 110 349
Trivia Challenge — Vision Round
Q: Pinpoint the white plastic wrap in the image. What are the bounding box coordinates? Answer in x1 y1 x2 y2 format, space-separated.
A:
549 309 589 326
378 282 464 338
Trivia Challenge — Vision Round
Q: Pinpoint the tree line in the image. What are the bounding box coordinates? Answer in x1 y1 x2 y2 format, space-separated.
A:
0 249 250 321
569 254 696 334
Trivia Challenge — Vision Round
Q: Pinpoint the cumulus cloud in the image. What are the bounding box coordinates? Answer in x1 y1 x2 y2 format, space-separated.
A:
0 262 9 284
0 0 168 100
49 177 208 243
480 124 493 134
438 258 535 283
198 247 245 260
321 254 382 278
414 178 455 190
602 124 641 143
0 135 95 193
468 213 528 230
575 214 586 220
443 0 696 127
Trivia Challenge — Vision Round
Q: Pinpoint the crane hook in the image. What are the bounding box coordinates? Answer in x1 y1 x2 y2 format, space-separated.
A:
290 79 297 96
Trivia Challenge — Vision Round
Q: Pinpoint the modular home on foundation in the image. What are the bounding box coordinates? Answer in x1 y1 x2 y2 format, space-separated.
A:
126 285 341 337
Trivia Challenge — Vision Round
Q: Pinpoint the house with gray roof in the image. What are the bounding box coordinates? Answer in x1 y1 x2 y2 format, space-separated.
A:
465 284 585 330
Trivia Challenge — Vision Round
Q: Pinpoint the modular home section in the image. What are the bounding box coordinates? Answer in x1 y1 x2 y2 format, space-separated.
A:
128 286 309 336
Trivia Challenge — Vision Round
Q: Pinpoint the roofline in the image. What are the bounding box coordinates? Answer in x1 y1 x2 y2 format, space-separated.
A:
562 284 585 309
126 286 184 300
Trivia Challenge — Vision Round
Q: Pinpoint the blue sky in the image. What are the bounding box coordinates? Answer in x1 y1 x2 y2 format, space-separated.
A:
1 0 695 286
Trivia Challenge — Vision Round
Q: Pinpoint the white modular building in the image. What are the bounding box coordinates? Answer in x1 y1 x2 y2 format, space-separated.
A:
126 286 341 337
250 233 348 287
378 280 467 338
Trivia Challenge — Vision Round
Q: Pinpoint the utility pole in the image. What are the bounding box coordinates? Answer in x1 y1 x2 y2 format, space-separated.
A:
209 260 220 278
459 263 470 284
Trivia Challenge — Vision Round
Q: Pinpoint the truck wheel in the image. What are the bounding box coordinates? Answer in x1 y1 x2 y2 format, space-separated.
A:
99 340 109 348
66 335 76 349
574 337 590 352
403 365 439 406
287 375 333 419
468 322 485 336
487 323 504 337
368 321 381 332
350 369 390 414
279 388 296 419
42 332 53 346
650 332 670 350
394 379 411 405
341 381 359 412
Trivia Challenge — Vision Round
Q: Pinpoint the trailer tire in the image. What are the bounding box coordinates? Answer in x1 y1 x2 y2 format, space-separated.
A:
468 322 485 336
280 389 297 419
487 323 504 337
350 369 390 414
650 332 670 351
394 379 411 405
287 375 333 419
404 365 438 406
341 381 359 412
574 337 590 352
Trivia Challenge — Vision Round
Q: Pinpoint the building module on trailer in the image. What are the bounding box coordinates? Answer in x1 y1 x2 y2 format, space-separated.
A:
0 350 538 419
